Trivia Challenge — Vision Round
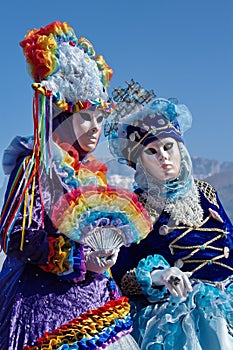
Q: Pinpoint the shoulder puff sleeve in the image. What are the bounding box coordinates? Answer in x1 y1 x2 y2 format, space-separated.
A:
196 179 233 237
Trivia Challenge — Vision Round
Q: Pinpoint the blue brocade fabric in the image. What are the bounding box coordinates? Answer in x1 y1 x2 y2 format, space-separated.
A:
112 186 233 284
111 183 233 350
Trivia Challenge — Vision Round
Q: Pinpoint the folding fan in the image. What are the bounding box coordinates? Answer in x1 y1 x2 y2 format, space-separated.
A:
52 185 152 251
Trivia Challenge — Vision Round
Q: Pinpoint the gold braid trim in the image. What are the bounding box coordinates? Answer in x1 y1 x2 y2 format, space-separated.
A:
185 257 233 274
195 179 219 208
168 215 210 254
169 215 231 274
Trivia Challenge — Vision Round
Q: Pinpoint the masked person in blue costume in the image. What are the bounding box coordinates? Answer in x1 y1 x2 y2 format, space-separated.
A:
107 81 233 350
0 23 141 350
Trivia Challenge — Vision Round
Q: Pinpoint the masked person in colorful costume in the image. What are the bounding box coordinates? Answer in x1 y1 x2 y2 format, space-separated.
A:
0 23 142 350
107 81 233 350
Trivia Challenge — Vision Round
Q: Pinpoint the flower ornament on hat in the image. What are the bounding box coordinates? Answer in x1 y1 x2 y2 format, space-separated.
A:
106 80 192 169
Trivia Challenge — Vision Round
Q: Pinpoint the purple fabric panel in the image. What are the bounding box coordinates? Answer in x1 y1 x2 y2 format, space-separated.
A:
0 155 122 350
0 263 121 350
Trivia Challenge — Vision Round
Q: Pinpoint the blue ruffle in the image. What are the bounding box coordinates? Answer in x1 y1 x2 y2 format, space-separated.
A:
135 254 170 303
76 210 142 246
57 243 86 282
56 315 133 349
134 279 233 350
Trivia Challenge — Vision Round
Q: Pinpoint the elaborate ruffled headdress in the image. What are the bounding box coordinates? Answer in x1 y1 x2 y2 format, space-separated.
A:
20 20 113 114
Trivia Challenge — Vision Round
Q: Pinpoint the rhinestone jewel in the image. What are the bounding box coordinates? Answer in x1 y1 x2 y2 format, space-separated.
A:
158 118 166 125
151 129 157 135
159 225 169 235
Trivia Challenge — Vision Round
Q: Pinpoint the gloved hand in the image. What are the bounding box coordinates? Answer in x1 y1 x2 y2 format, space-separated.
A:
86 249 119 274
151 266 193 298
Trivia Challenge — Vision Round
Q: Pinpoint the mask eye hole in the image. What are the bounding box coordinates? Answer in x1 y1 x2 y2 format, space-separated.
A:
144 147 157 155
79 112 91 122
96 115 104 124
164 142 173 151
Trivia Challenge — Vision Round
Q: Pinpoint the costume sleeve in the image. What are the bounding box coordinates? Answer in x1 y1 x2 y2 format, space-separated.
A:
197 180 233 250
196 179 233 233
214 191 233 258
215 191 233 236
111 244 142 286
0 157 87 282
0 156 49 263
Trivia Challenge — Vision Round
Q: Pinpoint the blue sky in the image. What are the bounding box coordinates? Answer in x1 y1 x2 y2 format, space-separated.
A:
0 0 233 184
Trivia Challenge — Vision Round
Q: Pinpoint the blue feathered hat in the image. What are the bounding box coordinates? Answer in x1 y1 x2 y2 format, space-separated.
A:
107 80 192 169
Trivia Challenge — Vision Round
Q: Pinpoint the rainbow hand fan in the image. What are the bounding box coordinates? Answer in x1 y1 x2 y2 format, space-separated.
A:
52 185 152 251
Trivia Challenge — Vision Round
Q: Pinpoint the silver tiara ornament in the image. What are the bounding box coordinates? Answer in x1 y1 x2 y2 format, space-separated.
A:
104 79 156 136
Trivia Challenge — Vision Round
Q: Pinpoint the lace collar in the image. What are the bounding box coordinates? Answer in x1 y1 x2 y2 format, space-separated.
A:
140 181 204 227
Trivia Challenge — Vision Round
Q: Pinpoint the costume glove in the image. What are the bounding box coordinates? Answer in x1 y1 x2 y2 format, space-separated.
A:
86 249 119 274
151 266 193 298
